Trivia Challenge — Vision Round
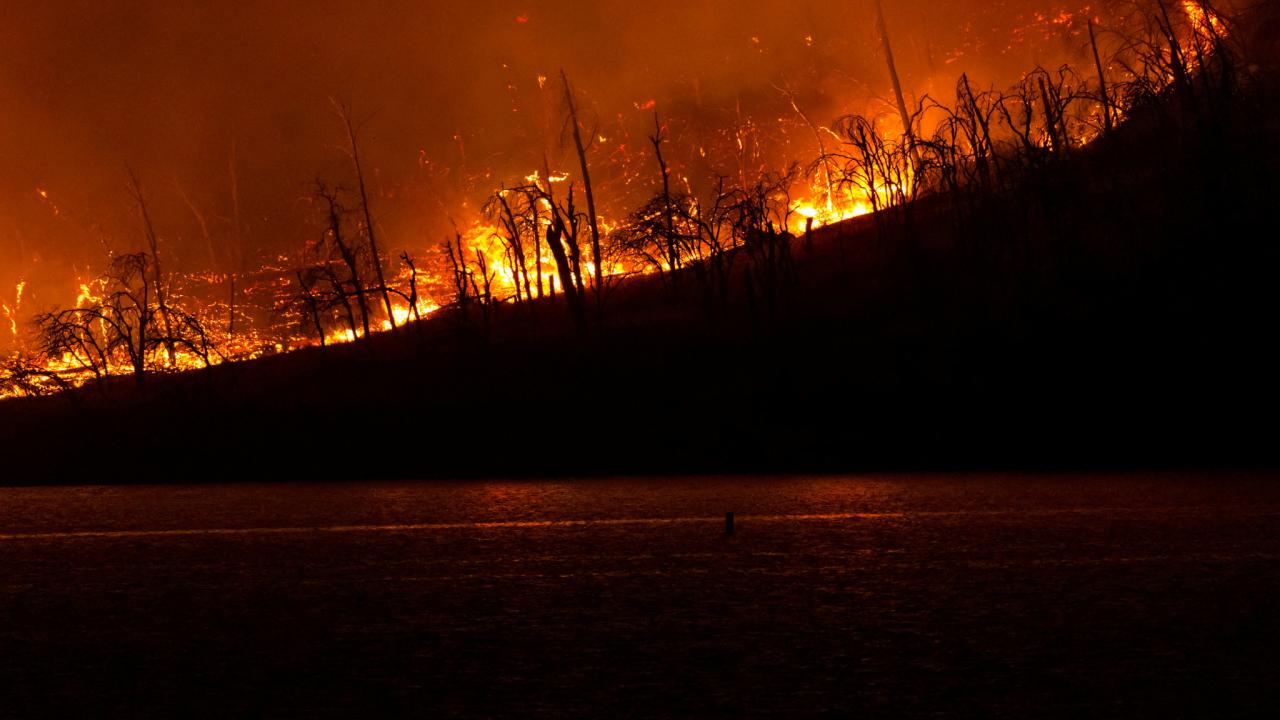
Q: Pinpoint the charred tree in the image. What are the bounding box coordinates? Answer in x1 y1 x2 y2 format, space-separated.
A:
294 269 328 347
1090 19 1114 135
874 0 919 166
126 170 176 368
334 99 397 332
444 230 474 328
545 216 586 334
485 187 535 304
401 252 422 324
649 112 680 282
561 71 604 308
33 252 215 388
316 181 372 340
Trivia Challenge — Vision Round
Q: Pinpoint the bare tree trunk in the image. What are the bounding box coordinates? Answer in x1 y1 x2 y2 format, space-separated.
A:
875 0 919 163
560 183 587 299
296 270 327 346
335 99 397 331
227 143 244 338
783 90 838 217
1154 0 1196 116
533 198 545 299
538 153 586 305
136 267 150 384
544 215 585 334
504 246 522 303
473 249 496 334
319 184 371 339
650 112 680 281
1038 76 1064 157
495 190 534 303
546 219 578 308
569 218 586 298
1089 19 1113 135
127 169 175 368
561 71 604 308
401 252 422 323
228 275 236 336
444 232 472 326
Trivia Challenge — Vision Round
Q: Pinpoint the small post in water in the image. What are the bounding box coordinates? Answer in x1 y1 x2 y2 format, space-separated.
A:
725 511 735 535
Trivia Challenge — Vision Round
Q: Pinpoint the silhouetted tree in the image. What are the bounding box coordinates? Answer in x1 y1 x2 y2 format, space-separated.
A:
333 98 397 331
34 252 215 387
561 71 604 309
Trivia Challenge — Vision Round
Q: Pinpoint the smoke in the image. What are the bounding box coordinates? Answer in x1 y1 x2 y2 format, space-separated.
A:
0 0 1106 345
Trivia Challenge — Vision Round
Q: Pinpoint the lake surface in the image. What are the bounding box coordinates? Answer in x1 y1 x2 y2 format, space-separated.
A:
3 473 1279 717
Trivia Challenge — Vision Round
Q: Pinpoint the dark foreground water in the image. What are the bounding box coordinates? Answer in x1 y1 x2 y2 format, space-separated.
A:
2 474 1279 718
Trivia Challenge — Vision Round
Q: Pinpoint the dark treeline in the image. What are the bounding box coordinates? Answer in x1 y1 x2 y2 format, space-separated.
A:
2 0 1279 483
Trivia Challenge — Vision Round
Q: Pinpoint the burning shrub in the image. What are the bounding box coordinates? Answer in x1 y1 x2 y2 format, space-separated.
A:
32 252 216 387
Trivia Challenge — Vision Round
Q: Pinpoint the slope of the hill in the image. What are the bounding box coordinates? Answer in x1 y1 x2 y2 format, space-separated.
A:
3 65 1280 485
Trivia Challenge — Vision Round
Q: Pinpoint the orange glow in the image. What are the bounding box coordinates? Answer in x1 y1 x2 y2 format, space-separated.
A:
0 2 1236 399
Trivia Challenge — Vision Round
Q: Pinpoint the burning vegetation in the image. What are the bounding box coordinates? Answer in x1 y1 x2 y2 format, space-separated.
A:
0 0 1265 399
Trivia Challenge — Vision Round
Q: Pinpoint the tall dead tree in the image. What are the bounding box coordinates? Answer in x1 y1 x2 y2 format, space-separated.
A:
334 99 397 332
532 188 545 299
400 252 423 324
226 142 246 338
779 86 839 218
444 229 474 326
875 0 919 164
1089 19 1114 134
471 249 497 333
561 71 604 307
540 153 587 298
485 187 535 303
649 112 681 279
316 180 372 340
126 169 176 367
523 164 587 332
294 269 328 347
545 216 586 333
564 185 587 299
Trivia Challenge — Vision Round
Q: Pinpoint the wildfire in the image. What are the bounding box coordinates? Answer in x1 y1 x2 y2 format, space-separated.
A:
1183 1 1228 39
0 1 1245 400
788 199 876 234
2 281 26 342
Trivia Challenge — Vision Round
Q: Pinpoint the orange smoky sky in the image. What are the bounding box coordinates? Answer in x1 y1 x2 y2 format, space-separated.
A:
0 1 1103 322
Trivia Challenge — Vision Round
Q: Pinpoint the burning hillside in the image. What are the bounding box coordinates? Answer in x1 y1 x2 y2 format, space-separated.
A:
0 1 1260 397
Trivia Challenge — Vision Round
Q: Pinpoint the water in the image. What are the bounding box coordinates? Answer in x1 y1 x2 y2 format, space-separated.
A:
3 474 1279 717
